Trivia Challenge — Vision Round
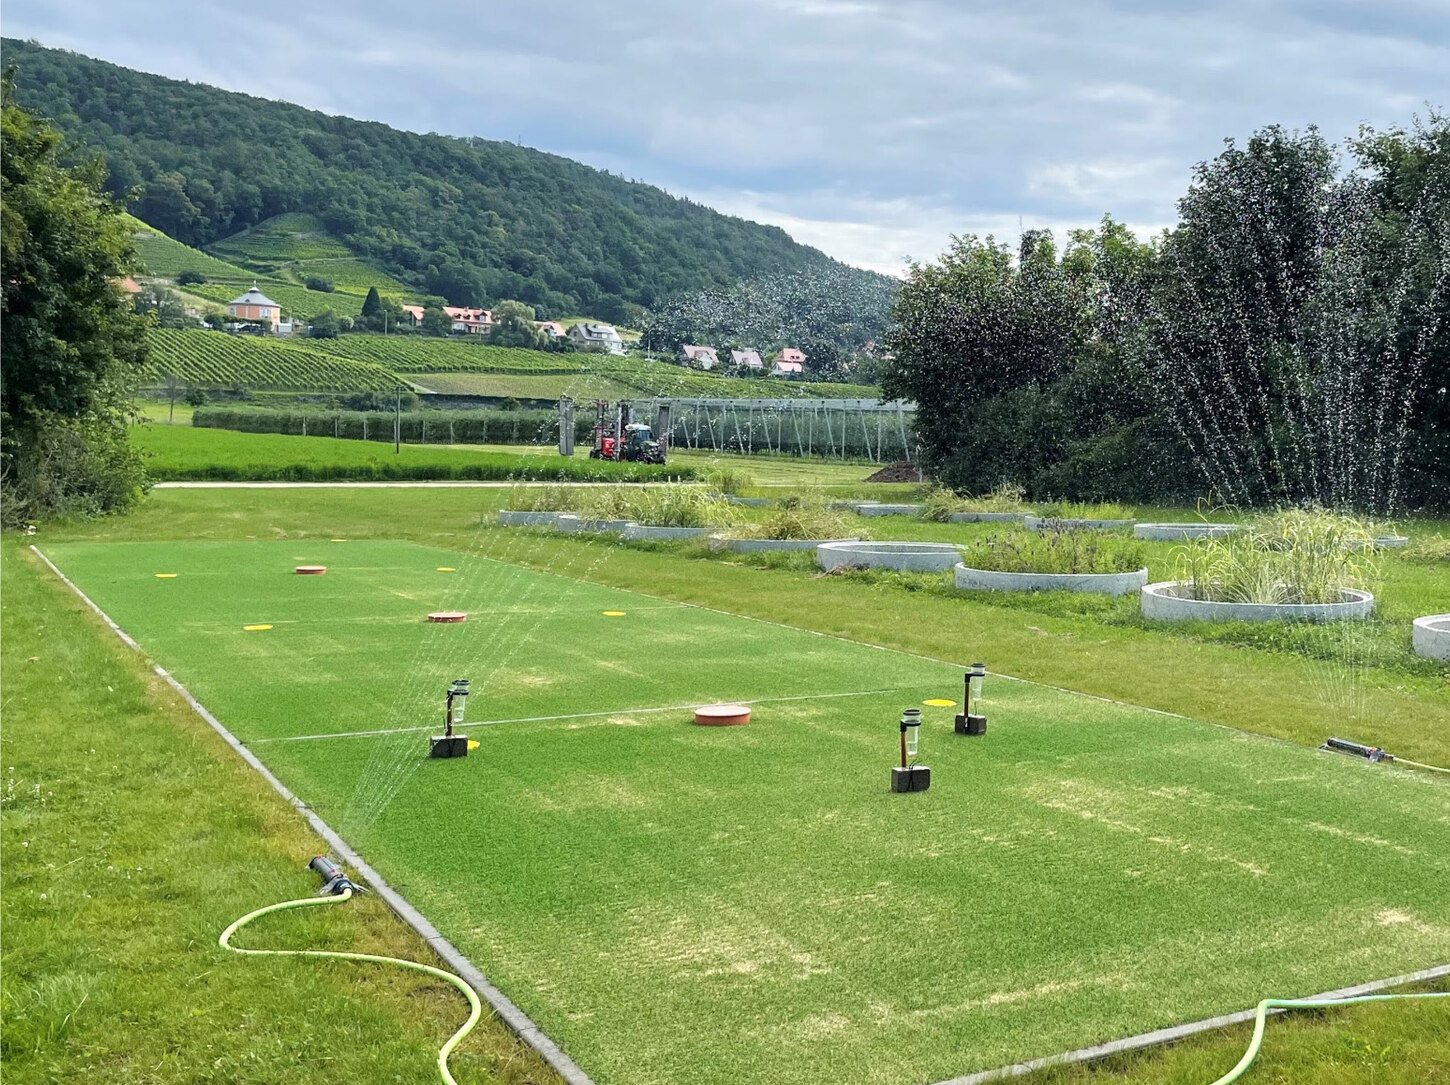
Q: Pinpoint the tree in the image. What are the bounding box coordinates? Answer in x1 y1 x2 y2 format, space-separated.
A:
488 299 542 348
304 275 335 292
360 285 381 318
176 269 207 285
1 75 149 525
420 306 452 337
308 309 340 338
134 283 192 328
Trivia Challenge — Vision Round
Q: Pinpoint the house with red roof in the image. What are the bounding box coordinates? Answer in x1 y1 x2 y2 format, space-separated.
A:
679 345 720 369
770 347 806 376
402 305 493 334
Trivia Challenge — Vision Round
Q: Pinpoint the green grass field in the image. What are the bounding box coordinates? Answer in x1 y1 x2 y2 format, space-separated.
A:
38 537 1450 1085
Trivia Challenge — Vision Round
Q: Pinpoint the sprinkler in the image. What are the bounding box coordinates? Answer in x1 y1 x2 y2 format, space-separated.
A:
891 708 930 792
430 679 470 758
1319 737 1450 776
954 663 987 736
308 854 364 896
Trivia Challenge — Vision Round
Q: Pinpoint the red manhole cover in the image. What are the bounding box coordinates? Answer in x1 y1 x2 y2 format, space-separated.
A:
295 565 327 575
694 704 751 726
427 611 468 623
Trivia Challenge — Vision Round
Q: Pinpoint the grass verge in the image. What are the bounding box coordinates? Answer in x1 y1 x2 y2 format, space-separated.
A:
0 541 558 1085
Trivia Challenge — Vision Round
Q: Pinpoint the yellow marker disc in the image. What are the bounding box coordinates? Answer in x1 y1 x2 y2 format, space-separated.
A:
155 573 178 579
603 610 627 617
467 739 480 751
923 698 956 707
243 624 273 632
331 538 347 542
437 567 456 572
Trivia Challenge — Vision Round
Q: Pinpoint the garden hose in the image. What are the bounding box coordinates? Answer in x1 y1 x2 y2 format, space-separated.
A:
1207 989 1450 1084
219 888 482 1085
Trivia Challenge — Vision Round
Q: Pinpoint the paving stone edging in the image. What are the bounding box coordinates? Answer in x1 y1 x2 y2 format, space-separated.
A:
29 545 599 1085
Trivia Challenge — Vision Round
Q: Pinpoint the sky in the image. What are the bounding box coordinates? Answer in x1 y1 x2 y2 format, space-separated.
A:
6 0 1447 274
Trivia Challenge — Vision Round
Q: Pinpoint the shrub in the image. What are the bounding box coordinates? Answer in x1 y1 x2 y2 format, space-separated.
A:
175 270 207 285
1401 535 1450 565
700 465 745 496
1171 508 1380 604
739 493 856 540
503 483 577 512
570 484 740 527
1034 500 1136 520
960 528 1146 575
919 482 1031 521
304 276 335 293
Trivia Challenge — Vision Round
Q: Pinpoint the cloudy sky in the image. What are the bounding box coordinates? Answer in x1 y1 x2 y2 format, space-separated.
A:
7 0 1447 273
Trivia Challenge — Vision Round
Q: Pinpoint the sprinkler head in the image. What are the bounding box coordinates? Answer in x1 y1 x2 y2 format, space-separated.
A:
308 855 363 896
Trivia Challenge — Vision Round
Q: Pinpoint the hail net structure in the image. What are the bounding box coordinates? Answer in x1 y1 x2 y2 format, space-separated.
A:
635 397 916 462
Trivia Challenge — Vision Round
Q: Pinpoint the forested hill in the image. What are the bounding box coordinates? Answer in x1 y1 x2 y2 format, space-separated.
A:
3 39 861 321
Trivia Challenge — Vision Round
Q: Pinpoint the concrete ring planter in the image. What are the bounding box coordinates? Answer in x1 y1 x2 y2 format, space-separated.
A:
1412 615 1450 662
623 524 711 540
954 563 1148 596
816 540 962 572
1345 535 1411 550
830 501 876 510
709 535 861 552
1025 516 1136 531
555 516 635 534
1134 522 1239 542
497 510 563 527
857 503 924 517
948 511 1025 523
722 496 772 507
1140 581 1374 623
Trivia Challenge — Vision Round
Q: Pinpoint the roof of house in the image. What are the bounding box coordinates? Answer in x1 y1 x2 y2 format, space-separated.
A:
772 360 804 373
570 322 620 340
229 284 280 308
117 276 143 295
402 305 425 320
681 345 718 360
731 349 763 366
444 306 491 322
774 347 806 363
535 321 567 336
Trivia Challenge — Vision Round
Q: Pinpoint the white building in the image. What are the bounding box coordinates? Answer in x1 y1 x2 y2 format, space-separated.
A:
567 322 626 354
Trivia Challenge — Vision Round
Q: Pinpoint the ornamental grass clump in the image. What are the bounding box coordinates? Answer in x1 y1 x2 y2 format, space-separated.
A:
626 485 742 528
1034 500 1136 521
504 482 577 512
920 483 1031 521
739 493 857 540
960 528 1146 575
1172 508 1380 604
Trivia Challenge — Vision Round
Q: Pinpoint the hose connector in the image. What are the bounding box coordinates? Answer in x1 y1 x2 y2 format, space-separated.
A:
308 855 363 896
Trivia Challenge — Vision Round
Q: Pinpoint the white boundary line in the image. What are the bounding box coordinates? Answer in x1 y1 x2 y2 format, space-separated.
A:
33 542 1450 1085
254 687 915 744
935 963 1450 1085
29 545 598 1085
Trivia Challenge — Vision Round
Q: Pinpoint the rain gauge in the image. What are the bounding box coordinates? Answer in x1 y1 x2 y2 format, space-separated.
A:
430 679 471 758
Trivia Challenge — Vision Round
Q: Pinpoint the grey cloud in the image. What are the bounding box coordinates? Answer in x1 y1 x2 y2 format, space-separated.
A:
5 0 1446 272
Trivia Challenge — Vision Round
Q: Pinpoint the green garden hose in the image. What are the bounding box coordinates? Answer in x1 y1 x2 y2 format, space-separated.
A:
1208 990 1450 1084
220 888 482 1085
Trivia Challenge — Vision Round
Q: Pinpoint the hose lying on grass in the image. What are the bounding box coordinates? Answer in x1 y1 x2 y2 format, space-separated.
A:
220 888 482 1085
1209 990 1449 1084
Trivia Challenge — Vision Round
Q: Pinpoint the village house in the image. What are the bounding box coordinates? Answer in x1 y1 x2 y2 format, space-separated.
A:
679 344 719 369
771 347 806 376
535 321 567 339
401 305 494 334
567 322 626 354
730 349 763 370
226 284 295 335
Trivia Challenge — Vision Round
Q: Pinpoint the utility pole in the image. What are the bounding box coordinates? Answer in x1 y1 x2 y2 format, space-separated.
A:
395 385 401 454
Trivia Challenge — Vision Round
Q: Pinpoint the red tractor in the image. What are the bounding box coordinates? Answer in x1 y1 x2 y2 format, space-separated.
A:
588 400 668 464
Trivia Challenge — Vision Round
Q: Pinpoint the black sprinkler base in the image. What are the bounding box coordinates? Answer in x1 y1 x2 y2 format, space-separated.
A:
430 735 469 758
890 765 931 792
954 713 987 736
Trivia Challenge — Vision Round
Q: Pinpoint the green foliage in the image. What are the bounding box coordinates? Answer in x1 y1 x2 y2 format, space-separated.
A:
304 275 335 292
612 485 743 528
919 483 1031 520
132 283 192 329
1172 509 1380 604
307 309 340 339
961 528 1146 574
5 39 869 317
360 285 381 317
488 300 542 349
1034 500 1137 520
143 329 398 391
420 306 451 337
503 483 578 511
1 76 150 525
175 269 206 285
741 493 856 540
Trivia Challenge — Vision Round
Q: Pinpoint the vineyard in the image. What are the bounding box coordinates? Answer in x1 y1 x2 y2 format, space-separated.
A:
144 330 401 392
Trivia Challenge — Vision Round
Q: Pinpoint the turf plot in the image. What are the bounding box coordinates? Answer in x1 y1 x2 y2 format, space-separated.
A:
42 539 1450 1085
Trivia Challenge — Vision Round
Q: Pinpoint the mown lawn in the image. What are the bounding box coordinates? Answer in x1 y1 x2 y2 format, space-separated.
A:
9 486 1448 1085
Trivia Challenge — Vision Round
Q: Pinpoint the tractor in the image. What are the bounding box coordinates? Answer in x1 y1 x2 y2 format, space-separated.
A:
588 400 668 464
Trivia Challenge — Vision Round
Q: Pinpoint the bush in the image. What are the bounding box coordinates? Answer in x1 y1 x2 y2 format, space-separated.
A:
960 528 1146 575
0 414 147 528
304 277 335 293
570 484 741 527
1033 500 1136 521
738 494 856 540
175 270 207 285
184 386 209 406
503 483 577 512
919 482 1031 521
1171 509 1379 604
